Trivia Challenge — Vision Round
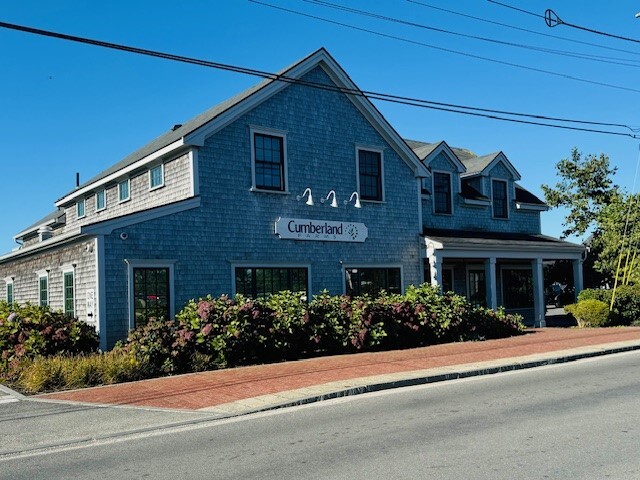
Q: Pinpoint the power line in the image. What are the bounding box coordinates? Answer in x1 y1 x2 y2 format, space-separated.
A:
249 0 640 95
486 0 545 20
487 1 640 45
302 0 640 68
0 19 637 139
408 0 640 59
545 9 640 45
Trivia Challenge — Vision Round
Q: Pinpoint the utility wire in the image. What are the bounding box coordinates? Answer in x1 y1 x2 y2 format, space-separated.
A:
250 0 640 95
303 0 640 68
486 0 545 19
408 0 640 59
0 19 638 139
487 1 640 45
545 9 640 45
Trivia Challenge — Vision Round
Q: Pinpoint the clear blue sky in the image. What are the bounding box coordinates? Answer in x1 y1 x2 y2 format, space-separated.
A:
1 1 639 254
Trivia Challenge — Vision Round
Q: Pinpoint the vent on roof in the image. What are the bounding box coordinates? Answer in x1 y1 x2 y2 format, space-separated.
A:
172 124 182 131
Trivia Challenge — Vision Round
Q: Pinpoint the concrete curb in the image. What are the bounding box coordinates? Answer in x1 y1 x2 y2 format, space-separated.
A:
204 341 640 416
0 383 26 402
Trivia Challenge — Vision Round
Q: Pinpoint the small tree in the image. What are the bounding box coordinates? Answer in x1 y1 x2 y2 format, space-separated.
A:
541 147 618 238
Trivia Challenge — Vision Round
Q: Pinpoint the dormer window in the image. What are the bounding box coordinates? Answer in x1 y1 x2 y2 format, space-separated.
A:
433 172 452 214
492 179 508 219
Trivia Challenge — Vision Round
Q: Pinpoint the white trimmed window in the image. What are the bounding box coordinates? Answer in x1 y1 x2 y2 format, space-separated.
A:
4 279 13 304
118 179 130 203
492 179 509 219
235 267 308 299
38 272 49 307
62 267 75 317
250 128 288 192
95 190 106 212
357 148 384 202
76 199 86 219
344 267 402 296
149 164 164 190
433 171 453 215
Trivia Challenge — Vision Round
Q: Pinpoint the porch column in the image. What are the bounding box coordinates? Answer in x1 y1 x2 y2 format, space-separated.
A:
428 252 443 288
572 258 584 302
532 257 545 328
484 257 497 310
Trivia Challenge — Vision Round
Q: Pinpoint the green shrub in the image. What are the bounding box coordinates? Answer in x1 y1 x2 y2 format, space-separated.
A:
577 286 640 326
0 302 99 371
568 299 610 327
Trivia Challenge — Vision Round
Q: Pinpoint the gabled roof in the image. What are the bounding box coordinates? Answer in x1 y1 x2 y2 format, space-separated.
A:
461 151 521 181
406 140 465 173
55 48 427 207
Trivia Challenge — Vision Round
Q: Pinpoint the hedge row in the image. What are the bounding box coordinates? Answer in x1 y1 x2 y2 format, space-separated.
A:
1 285 525 393
117 285 525 376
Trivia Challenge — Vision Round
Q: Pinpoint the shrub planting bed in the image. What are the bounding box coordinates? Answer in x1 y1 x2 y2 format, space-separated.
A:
1 285 525 394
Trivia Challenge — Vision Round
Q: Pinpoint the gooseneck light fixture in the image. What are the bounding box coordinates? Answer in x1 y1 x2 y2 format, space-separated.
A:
344 191 362 208
296 188 314 206
321 190 339 208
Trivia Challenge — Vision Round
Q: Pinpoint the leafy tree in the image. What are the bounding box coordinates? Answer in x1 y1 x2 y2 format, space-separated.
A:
589 193 640 284
541 147 618 238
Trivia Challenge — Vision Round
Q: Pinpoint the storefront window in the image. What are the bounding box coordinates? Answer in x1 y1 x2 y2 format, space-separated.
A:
235 267 308 299
345 268 401 296
502 268 534 308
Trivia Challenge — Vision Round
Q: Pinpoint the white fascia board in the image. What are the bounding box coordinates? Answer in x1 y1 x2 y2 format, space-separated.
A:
484 152 521 181
55 139 185 207
516 202 549 211
82 197 201 235
185 50 429 178
463 198 491 206
423 141 466 173
0 229 84 263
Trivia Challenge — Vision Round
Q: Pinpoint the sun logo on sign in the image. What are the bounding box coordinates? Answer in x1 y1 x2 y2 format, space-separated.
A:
346 224 359 240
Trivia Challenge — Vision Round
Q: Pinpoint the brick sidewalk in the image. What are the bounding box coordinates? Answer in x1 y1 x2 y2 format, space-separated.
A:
37 328 640 411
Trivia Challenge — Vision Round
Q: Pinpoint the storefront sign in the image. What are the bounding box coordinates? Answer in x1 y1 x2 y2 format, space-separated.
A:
275 217 368 242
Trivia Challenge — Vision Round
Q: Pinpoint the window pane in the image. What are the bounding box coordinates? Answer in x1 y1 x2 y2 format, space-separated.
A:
235 267 307 299
492 180 508 218
434 172 452 214
39 277 48 307
150 165 164 188
254 133 284 191
64 272 75 317
132 268 170 327
77 200 85 218
119 180 130 201
345 268 401 296
7 283 13 304
359 150 382 201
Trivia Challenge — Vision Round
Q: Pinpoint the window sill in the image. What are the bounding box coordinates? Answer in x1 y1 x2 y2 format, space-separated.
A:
250 187 290 195
118 198 131 204
149 183 165 192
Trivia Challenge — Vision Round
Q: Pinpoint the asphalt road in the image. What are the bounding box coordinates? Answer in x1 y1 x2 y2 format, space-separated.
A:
2 351 640 479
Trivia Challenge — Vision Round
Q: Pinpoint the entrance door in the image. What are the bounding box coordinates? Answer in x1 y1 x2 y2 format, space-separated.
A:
468 269 486 306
